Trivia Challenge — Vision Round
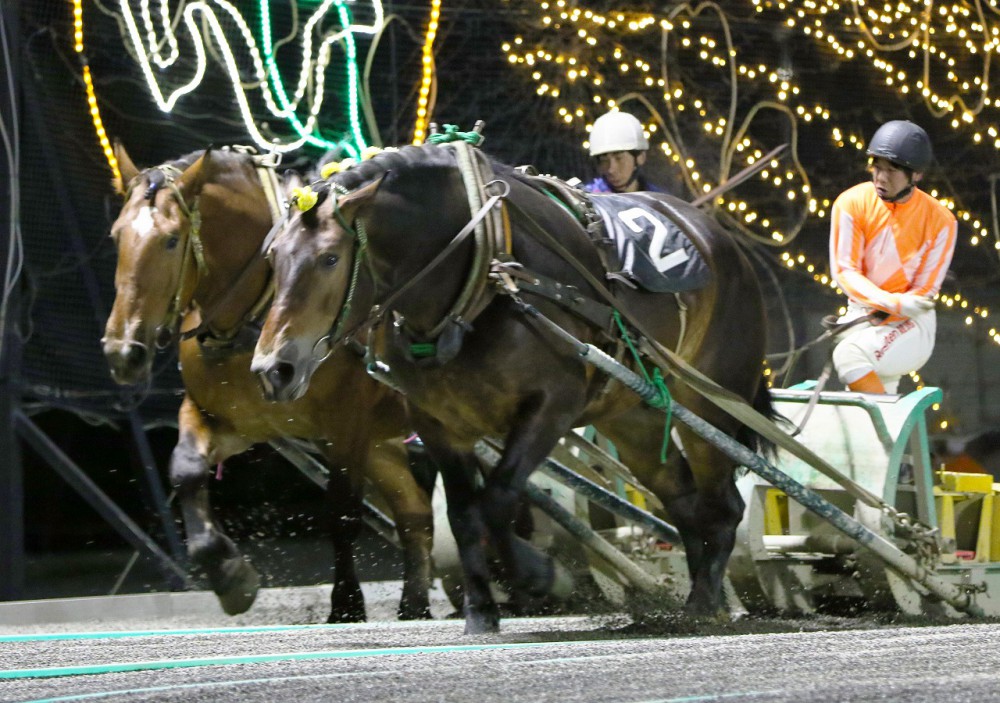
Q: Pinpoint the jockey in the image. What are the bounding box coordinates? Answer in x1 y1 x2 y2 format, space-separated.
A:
584 111 665 194
829 120 957 395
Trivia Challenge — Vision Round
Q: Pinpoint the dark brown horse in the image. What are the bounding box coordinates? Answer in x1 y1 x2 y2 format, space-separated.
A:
102 144 434 621
251 142 773 633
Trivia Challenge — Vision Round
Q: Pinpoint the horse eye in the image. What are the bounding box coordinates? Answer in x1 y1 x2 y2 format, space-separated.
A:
165 235 180 250
323 254 339 268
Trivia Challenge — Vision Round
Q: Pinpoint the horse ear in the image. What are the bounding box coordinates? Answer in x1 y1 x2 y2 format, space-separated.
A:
177 149 213 199
337 174 387 212
112 139 140 195
282 169 305 196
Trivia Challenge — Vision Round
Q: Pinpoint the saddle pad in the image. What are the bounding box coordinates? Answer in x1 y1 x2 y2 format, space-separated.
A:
590 193 711 293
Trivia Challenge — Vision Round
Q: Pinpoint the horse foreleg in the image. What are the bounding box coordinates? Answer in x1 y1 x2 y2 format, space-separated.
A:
413 415 497 634
171 397 259 615
367 439 434 620
325 461 366 623
481 406 574 604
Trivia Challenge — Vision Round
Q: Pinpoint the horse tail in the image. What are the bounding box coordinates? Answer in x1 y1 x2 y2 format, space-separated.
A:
736 376 779 462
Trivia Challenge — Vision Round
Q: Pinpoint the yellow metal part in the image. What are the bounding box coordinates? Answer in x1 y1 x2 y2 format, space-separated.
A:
933 482 1000 563
976 493 994 563
623 483 647 511
763 488 789 536
991 487 1000 562
934 489 961 564
938 470 994 494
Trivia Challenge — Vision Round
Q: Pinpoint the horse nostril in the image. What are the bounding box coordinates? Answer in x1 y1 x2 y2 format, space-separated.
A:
122 343 147 369
268 362 296 391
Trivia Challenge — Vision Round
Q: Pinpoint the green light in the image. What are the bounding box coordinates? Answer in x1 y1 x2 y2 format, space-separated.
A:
259 0 367 157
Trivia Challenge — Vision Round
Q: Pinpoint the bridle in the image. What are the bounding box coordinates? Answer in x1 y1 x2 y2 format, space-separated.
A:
125 163 207 349
123 149 283 348
299 176 510 366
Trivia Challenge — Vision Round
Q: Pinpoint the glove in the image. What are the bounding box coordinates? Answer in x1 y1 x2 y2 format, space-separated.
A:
895 292 935 318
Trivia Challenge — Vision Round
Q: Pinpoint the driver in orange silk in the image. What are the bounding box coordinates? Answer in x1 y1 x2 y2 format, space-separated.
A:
829 120 957 395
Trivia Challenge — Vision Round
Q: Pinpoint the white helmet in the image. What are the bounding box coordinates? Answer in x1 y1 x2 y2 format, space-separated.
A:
588 111 649 156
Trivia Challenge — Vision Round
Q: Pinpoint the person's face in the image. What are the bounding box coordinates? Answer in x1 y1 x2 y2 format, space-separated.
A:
596 150 646 192
869 157 921 201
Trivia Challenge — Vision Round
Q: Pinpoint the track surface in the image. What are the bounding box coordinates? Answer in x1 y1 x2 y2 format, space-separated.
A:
2 586 1000 703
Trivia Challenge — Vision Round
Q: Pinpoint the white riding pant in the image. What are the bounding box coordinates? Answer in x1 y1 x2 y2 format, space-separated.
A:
832 302 936 395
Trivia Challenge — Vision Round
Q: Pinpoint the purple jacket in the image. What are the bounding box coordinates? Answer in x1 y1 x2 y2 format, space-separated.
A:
584 176 666 194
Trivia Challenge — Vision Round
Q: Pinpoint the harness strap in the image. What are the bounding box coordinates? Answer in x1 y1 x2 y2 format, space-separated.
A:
421 141 507 339
490 260 616 332
340 188 507 350
155 165 202 347
180 156 285 343
503 195 916 524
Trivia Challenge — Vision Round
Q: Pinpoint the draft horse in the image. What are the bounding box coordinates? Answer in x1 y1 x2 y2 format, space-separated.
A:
102 144 434 621
251 142 774 633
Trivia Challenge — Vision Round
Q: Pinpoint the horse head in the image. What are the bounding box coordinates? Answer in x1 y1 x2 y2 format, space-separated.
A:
251 176 382 402
102 142 213 385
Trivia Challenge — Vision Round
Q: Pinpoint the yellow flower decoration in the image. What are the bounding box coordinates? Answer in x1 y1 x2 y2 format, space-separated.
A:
361 146 382 160
320 161 342 179
292 186 318 212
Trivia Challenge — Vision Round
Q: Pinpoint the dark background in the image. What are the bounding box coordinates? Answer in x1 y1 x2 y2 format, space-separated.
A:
3 0 1000 601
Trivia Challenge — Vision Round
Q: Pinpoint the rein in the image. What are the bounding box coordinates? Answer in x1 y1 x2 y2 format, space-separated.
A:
768 311 887 436
317 182 510 360
310 137 510 365
501 193 923 528
131 150 284 348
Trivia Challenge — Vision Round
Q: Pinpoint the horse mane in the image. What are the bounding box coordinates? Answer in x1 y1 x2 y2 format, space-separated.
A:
330 143 519 194
136 149 204 200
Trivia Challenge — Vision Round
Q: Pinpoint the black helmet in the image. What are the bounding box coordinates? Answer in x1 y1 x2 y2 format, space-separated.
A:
866 120 933 172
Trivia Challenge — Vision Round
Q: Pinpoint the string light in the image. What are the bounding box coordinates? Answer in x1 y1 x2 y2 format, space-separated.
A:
72 0 120 182
413 0 443 144
116 0 384 155
506 1 997 256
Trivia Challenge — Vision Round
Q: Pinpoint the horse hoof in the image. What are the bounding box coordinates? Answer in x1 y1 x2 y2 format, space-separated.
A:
329 586 366 623
216 560 260 615
327 608 366 624
683 601 730 622
463 606 500 634
398 602 432 620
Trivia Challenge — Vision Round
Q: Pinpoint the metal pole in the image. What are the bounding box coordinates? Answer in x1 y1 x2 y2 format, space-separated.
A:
0 0 23 601
21 72 185 579
13 410 190 586
474 437 681 544
561 330 983 616
524 484 669 596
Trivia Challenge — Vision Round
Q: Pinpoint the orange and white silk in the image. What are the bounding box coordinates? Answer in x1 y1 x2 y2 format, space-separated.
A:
830 182 957 323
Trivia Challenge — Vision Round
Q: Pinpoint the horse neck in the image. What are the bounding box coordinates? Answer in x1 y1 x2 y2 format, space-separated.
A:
192 180 274 332
366 198 474 337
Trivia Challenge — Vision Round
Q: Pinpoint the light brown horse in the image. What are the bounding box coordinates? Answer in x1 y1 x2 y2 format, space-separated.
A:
251 143 775 634
102 144 434 621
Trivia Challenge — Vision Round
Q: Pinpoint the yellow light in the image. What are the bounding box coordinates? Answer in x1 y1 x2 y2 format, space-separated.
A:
412 0 443 145
72 0 120 183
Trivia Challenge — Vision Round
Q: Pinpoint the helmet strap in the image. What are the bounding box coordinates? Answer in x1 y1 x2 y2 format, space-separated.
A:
609 152 642 193
880 181 914 203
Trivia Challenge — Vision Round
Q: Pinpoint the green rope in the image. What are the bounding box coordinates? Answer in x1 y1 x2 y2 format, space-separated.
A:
426 124 485 146
324 189 367 344
612 310 674 463
541 189 585 225
409 342 437 358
